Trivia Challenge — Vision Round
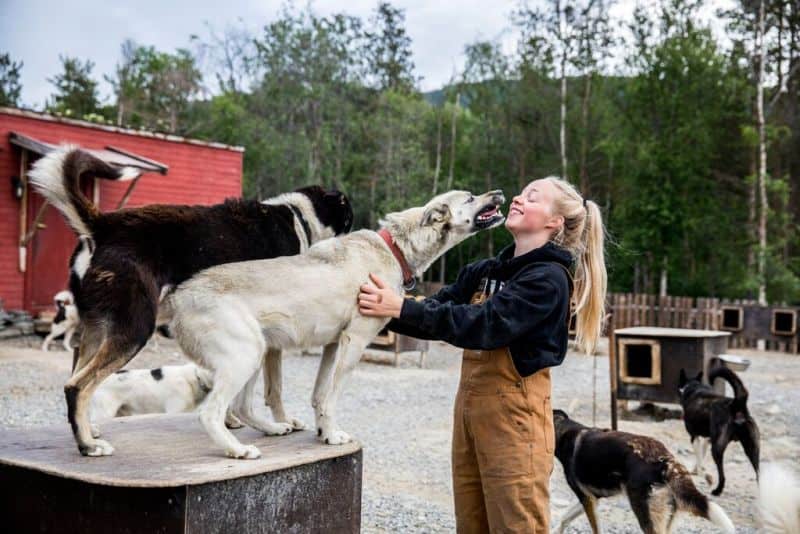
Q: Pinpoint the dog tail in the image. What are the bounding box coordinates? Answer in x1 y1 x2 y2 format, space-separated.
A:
28 146 141 236
759 463 800 533
666 460 735 533
709 365 749 415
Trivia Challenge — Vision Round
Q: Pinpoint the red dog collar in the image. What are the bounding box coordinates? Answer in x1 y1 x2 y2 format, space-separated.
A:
378 229 416 291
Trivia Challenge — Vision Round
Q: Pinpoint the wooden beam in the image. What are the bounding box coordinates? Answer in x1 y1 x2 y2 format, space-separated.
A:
105 145 169 174
116 175 141 209
21 201 50 246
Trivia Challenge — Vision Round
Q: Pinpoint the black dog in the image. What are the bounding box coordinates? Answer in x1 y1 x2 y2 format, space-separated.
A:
552 410 735 533
29 147 353 457
678 366 760 496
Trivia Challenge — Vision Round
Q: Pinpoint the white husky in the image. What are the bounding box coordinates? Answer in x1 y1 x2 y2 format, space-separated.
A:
165 189 505 458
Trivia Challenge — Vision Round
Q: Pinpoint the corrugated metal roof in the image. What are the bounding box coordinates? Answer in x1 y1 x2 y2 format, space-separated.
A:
0 106 245 153
9 132 168 174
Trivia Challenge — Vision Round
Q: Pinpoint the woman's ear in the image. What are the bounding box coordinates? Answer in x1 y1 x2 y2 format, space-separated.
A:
545 214 565 231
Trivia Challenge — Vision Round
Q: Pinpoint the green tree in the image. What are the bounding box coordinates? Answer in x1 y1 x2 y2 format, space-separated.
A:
366 2 416 93
46 55 102 119
0 52 23 107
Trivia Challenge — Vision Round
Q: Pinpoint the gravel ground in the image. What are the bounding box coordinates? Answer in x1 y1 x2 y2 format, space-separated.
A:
1 334 797 532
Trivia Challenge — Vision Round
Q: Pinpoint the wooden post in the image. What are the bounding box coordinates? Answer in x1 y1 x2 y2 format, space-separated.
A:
18 150 28 273
608 314 618 430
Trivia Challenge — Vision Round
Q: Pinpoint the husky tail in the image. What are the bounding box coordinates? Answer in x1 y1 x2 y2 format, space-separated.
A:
709 365 749 415
28 146 140 236
666 459 735 533
759 463 800 533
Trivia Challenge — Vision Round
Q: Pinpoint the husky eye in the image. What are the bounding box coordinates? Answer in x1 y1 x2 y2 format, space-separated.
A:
466 195 475 203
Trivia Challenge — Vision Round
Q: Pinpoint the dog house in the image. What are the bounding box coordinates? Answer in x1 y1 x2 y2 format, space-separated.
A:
719 305 744 332
771 308 798 336
610 327 730 428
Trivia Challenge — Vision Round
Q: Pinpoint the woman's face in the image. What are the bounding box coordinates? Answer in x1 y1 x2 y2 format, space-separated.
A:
505 179 563 237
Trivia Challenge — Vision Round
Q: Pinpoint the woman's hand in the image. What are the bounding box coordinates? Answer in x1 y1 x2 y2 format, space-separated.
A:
358 273 404 319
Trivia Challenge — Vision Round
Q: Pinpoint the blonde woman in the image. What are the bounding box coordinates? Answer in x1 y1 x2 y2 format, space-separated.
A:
358 177 607 533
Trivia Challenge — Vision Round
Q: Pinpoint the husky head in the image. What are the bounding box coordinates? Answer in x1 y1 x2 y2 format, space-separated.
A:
678 368 704 398
381 189 506 276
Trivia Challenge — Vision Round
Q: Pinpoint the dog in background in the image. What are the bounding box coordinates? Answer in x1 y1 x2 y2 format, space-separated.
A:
41 290 79 352
678 366 760 495
29 146 353 457
165 189 505 459
91 363 213 420
553 409 735 534
759 463 800 533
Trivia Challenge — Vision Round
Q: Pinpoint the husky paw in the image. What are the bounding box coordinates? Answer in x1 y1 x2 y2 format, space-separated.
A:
227 444 261 459
322 429 352 445
263 422 293 436
286 417 306 431
81 439 114 457
225 413 244 429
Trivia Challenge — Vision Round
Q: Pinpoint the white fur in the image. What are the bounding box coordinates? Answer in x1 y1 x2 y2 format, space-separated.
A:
90 363 213 420
28 145 90 235
42 290 79 352
262 192 335 246
166 190 504 458
72 236 93 280
759 463 800 533
708 501 736 533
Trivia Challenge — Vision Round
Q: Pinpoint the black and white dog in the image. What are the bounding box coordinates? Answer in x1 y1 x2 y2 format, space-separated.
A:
41 290 80 352
678 366 760 496
29 147 353 457
553 410 734 533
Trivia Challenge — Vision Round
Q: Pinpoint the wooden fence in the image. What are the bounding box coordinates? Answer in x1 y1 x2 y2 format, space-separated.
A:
608 293 798 353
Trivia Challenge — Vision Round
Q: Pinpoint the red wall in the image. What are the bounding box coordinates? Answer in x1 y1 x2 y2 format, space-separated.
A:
0 109 243 312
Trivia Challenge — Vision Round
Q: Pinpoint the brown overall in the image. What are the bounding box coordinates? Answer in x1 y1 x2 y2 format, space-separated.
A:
452 290 555 534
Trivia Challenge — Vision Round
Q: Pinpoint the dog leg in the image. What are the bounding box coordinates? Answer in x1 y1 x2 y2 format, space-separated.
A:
42 321 67 352
739 420 760 479
225 410 244 429
65 333 140 457
556 500 589 533
312 332 368 445
691 437 708 476
263 347 305 430
627 485 658 534
711 430 733 496
63 325 76 352
232 369 293 436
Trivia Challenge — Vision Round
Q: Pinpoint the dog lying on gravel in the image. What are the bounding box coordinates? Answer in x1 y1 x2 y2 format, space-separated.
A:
553 410 735 534
165 189 505 459
41 290 79 352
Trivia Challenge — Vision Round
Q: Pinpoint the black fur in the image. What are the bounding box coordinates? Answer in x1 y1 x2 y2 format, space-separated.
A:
553 409 716 533
150 368 164 381
53 302 67 324
678 367 760 496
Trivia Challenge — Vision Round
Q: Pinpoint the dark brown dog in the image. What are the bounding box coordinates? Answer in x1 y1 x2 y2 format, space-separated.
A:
29 147 353 456
553 410 734 533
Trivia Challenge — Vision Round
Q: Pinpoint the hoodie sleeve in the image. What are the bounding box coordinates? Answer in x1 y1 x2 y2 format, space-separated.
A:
386 260 484 339
395 266 563 350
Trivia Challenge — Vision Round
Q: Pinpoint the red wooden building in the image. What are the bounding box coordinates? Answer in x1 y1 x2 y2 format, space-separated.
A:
0 107 244 315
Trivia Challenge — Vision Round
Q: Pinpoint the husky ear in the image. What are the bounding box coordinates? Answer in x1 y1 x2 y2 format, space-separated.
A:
695 371 704 383
421 204 451 226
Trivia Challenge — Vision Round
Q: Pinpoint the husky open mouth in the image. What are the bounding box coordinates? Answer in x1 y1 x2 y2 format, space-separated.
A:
474 199 505 230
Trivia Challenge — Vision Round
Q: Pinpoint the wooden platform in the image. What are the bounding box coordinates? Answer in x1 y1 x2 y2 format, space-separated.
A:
0 414 362 533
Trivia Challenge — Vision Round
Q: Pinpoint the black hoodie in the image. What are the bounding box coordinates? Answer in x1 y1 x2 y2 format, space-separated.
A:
388 241 574 377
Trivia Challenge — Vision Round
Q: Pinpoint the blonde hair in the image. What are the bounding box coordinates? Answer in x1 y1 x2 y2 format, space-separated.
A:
543 176 607 355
